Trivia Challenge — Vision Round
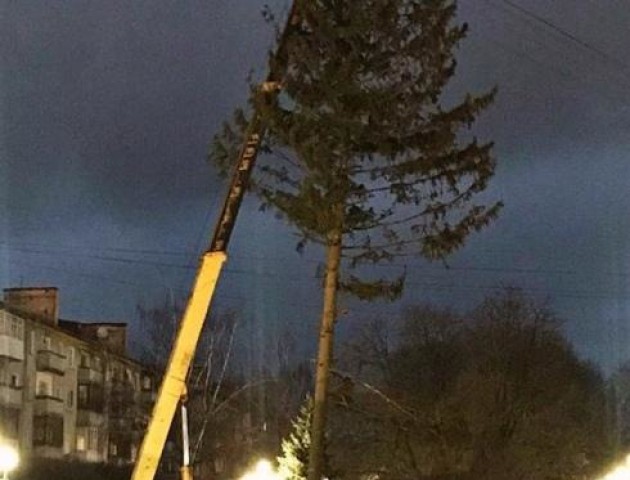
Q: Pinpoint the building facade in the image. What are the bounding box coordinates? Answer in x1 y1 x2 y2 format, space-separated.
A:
0 287 155 465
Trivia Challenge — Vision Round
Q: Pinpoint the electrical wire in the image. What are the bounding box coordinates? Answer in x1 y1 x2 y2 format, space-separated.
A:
495 0 630 72
6 251 627 304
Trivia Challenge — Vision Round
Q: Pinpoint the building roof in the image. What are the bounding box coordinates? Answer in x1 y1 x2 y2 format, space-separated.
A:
58 319 128 333
0 301 147 370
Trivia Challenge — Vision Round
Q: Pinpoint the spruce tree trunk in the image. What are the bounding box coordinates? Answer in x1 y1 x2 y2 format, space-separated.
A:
307 230 342 480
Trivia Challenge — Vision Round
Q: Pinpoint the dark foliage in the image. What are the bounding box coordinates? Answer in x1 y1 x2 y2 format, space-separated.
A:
332 290 612 479
13 459 131 480
211 0 501 300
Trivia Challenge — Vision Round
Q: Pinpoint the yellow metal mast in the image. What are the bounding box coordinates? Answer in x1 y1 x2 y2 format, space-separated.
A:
131 4 298 480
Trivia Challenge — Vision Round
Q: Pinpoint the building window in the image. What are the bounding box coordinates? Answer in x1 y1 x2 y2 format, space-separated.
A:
88 427 99 451
36 371 55 398
0 407 20 439
68 390 74 408
76 429 87 452
78 384 104 413
10 319 19 339
78 385 88 404
42 336 51 351
68 347 75 367
80 352 89 368
33 415 63 447
130 445 138 462
37 380 50 397
10 374 19 389
109 442 118 457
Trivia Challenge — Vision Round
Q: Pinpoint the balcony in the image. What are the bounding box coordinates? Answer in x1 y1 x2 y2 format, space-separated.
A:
0 384 22 406
74 449 105 463
78 366 103 384
34 395 64 416
36 350 66 375
0 335 24 361
77 384 105 413
34 445 64 458
76 409 104 427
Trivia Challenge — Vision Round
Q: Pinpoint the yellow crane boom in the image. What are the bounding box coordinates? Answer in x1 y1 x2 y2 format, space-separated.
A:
131 4 298 479
131 251 226 480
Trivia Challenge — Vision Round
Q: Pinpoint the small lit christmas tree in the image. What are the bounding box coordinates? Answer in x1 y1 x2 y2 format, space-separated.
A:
278 397 335 480
277 398 313 480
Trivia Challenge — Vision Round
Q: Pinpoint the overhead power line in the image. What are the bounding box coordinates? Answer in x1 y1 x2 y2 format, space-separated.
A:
9 257 625 304
475 0 630 108
3 241 629 279
494 0 630 71
6 249 629 304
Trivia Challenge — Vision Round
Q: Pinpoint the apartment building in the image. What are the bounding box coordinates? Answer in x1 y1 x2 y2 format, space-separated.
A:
0 287 155 465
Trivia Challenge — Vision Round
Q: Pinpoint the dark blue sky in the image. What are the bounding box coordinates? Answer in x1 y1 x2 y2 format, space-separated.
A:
2 0 630 372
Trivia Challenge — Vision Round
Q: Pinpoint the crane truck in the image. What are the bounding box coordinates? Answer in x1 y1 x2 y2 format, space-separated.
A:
131 5 298 480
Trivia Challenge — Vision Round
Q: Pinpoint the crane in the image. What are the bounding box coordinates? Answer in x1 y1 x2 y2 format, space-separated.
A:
131 4 298 479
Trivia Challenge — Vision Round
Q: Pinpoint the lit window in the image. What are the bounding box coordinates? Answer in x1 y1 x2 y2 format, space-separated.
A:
76 430 86 451
34 415 63 447
130 445 137 462
37 380 50 397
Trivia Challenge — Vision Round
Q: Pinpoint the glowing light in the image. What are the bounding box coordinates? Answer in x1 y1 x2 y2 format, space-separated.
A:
598 454 630 480
239 459 279 480
0 444 19 472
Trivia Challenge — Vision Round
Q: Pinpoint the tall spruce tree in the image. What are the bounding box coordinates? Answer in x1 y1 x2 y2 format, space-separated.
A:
211 2 500 478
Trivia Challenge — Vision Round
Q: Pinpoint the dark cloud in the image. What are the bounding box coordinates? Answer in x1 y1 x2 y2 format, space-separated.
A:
3 0 278 225
2 0 629 371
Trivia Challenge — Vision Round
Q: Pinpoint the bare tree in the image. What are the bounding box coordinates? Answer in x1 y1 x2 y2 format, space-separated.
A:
136 297 250 477
329 291 611 479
